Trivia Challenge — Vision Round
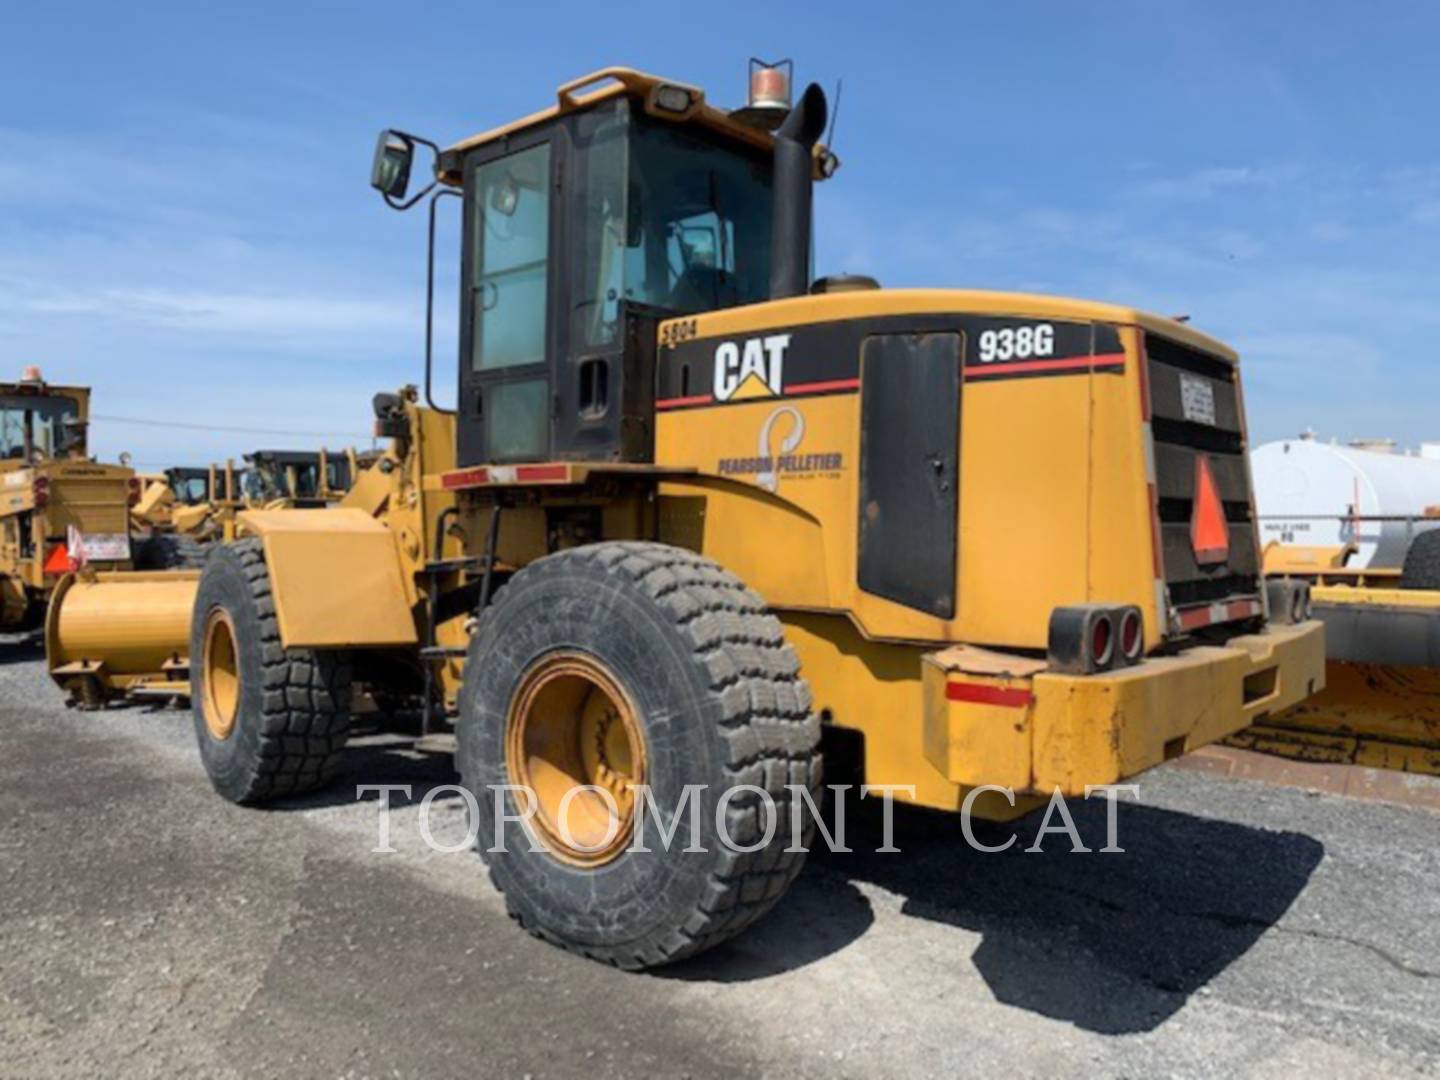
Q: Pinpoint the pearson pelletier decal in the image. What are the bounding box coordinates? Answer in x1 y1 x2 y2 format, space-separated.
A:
655 317 1125 410
717 404 844 493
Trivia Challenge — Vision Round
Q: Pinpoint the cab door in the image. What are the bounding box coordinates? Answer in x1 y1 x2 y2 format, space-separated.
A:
458 137 558 466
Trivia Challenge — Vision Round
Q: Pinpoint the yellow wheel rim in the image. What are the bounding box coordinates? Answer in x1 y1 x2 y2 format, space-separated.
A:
505 652 647 867
202 608 240 741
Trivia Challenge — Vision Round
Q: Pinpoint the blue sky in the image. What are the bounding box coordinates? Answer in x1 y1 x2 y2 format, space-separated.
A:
3 1 1439 467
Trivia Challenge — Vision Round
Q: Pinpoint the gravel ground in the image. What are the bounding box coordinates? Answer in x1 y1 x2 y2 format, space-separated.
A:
2 631 1438 1079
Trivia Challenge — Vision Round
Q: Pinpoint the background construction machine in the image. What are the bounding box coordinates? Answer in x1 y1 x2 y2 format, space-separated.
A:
1 366 135 630
129 449 373 568
240 448 370 507
48 63 1325 968
1236 435 1440 773
53 449 378 700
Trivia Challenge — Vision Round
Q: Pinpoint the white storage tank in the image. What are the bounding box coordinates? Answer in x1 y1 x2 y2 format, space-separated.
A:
1251 437 1440 568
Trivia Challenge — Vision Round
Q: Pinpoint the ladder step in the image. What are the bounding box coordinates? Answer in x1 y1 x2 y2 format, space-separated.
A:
419 646 468 660
423 556 491 575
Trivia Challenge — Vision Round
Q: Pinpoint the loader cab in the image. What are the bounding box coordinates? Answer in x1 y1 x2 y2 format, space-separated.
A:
0 379 87 464
449 95 777 468
165 467 213 506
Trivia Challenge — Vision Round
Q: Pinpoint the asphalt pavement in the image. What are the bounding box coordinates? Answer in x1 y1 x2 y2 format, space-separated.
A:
2 631 1437 1078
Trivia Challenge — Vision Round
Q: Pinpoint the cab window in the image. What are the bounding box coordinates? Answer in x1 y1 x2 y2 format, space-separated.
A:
0 394 80 460
570 105 772 350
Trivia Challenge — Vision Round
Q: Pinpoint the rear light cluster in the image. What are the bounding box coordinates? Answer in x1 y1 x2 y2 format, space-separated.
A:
1264 579 1312 625
32 477 50 508
1048 604 1145 675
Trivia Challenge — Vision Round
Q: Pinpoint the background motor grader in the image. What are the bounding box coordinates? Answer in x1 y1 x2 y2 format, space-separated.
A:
1228 528 1440 774
53 448 378 699
129 449 376 568
1 367 135 631
49 64 1324 968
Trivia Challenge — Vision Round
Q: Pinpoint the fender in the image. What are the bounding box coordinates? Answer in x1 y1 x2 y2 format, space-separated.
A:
238 508 418 649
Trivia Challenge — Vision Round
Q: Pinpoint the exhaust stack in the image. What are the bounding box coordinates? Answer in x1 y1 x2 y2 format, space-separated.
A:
769 82 828 301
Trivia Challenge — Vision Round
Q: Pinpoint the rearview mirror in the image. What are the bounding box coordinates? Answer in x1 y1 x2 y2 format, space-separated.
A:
371 130 415 199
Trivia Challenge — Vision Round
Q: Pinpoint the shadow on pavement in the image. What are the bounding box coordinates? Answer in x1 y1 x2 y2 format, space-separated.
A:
816 795 1325 1034
266 728 464 812
0 632 43 665
654 868 877 982
247 721 1325 1022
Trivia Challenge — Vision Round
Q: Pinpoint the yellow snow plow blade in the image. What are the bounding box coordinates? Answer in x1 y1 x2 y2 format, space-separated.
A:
1229 584 1440 775
45 570 200 706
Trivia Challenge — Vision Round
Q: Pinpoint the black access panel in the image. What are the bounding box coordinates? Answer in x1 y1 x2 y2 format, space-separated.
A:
857 331 962 618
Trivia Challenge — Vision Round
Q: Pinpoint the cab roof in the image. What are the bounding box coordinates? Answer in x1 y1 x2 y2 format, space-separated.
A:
0 382 89 398
439 67 780 185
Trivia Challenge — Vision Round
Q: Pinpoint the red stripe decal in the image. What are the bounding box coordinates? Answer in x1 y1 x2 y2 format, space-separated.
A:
1136 335 1153 421
786 377 861 396
655 393 714 410
516 464 569 482
1178 606 1212 630
964 351 1126 380
657 379 860 410
1146 482 1164 578
946 682 1034 708
1177 599 1261 631
441 467 490 490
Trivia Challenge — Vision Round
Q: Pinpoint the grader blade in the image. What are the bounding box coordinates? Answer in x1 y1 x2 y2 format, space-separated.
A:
1229 591 1440 775
46 570 200 706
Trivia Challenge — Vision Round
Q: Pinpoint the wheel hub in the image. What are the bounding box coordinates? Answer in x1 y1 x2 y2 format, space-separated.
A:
201 607 240 741
505 652 646 867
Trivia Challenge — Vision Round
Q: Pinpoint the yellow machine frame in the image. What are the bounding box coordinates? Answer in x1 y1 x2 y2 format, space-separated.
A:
47 69 1327 818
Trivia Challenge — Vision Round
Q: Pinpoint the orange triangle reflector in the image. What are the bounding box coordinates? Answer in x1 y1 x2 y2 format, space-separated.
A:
43 543 73 575
1191 455 1230 565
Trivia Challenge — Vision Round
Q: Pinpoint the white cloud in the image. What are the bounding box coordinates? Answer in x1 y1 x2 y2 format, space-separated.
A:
19 287 410 336
1130 165 1294 202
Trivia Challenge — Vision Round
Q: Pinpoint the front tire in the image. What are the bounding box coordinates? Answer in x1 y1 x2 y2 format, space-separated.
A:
190 539 352 804
457 542 821 969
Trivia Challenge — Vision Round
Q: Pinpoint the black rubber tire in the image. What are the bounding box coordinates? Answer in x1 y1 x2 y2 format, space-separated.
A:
135 533 210 570
457 541 821 969
1401 530 1440 590
190 538 352 804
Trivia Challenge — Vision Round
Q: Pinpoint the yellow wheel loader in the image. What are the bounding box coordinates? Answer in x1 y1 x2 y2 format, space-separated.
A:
50 64 1324 967
1228 531 1440 774
1 367 136 635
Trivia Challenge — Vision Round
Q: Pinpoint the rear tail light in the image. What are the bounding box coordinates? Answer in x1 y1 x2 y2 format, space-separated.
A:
1265 579 1312 626
1049 604 1146 674
32 477 49 508
1120 608 1144 663
127 477 142 506
1090 613 1114 667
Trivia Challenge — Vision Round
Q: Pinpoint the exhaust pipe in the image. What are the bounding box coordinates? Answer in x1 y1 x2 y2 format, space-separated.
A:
769 83 828 301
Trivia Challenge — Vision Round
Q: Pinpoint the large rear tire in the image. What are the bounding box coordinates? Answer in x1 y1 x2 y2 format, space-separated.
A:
1401 530 1440 590
190 539 352 804
457 542 821 969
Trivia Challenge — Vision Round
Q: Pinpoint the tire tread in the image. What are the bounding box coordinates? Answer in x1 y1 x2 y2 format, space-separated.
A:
474 541 821 969
212 539 352 803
